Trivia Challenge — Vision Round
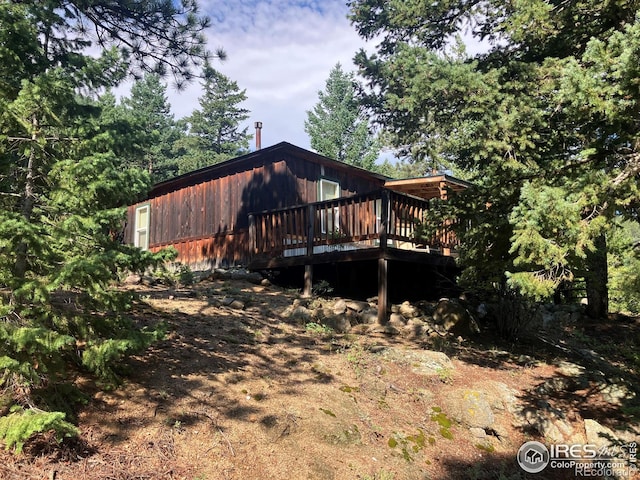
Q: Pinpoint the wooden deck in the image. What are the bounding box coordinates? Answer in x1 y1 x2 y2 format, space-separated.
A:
248 189 458 269
248 189 459 322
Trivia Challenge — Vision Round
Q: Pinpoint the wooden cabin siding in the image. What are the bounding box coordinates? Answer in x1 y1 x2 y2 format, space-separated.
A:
283 151 383 202
124 142 387 268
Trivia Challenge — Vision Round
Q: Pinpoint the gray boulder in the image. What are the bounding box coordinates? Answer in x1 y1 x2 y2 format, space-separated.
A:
445 388 495 429
433 299 480 335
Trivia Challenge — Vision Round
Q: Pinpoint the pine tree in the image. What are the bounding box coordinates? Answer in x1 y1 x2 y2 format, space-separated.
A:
0 0 212 451
349 0 640 317
608 220 640 314
305 63 379 171
175 67 251 174
122 74 182 182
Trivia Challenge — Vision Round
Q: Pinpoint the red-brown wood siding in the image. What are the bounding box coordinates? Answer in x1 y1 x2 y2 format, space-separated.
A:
125 144 386 268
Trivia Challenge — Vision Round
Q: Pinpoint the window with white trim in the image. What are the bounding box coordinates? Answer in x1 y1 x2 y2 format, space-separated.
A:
320 179 340 234
134 204 150 250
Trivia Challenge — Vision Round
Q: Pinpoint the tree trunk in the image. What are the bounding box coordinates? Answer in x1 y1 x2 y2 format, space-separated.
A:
584 233 609 319
14 115 38 280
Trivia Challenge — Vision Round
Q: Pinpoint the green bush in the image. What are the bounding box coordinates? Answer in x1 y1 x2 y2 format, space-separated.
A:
0 407 78 453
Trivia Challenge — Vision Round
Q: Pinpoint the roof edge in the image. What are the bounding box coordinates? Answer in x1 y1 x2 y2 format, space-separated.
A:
148 141 390 197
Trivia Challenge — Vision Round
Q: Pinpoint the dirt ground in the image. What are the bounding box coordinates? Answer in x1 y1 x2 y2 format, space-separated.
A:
0 277 638 480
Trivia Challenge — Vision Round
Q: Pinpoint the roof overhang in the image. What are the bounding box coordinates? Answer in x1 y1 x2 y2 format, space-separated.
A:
384 174 472 200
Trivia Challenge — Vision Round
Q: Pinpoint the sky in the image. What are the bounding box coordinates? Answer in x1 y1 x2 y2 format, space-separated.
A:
163 0 373 151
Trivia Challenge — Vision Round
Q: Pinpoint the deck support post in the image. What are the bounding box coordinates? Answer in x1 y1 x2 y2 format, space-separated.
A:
303 264 313 298
377 257 388 324
377 190 390 324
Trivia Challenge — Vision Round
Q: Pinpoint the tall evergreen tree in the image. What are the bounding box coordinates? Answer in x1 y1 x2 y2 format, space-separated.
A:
122 74 182 182
175 67 251 174
0 0 214 450
305 63 379 171
349 0 640 317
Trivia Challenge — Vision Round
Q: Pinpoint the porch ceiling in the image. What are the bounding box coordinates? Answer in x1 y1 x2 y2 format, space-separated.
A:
384 174 471 200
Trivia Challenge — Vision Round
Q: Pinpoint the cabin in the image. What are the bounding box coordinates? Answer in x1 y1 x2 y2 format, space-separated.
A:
124 141 470 322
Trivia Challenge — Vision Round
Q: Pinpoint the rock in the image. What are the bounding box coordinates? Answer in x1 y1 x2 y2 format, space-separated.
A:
214 268 232 280
229 269 263 284
432 299 480 335
555 360 586 378
445 388 495 429
358 308 379 325
535 377 576 395
323 423 362 446
345 300 368 313
584 419 620 449
282 304 313 322
552 361 591 390
469 427 487 439
403 318 426 339
123 273 141 285
599 382 636 406
332 299 347 315
516 355 536 366
518 405 583 444
399 301 419 318
389 313 407 329
322 315 351 333
408 350 455 376
491 382 521 416
312 306 329 320
229 300 245 310
369 324 399 336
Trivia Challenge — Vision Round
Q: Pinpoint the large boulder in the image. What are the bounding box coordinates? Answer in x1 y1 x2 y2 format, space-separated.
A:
381 348 454 376
444 388 495 429
432 299 480 335
584 419 620 450
584 418 639 450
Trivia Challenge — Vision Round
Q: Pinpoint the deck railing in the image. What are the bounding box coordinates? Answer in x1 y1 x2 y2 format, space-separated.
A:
248 189 458 261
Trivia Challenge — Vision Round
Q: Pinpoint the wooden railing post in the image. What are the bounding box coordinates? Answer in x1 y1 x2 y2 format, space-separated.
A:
306 204 315 258
248 214 256 260
303 204 315 297
379 189 389 250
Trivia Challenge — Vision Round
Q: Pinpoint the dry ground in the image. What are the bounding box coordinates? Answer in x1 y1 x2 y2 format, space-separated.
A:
0 277 638 480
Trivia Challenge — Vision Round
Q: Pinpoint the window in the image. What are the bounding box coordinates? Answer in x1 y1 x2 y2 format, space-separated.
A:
320 179 340 234
134 204 150 250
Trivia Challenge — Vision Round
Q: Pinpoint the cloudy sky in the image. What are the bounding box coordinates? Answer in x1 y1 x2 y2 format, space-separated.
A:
164 0 372 151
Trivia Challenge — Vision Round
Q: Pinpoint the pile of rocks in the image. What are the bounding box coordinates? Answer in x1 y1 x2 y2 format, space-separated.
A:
280 296 481 338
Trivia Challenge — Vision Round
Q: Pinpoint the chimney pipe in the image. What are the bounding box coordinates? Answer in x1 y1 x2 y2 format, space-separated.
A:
255 121 262 150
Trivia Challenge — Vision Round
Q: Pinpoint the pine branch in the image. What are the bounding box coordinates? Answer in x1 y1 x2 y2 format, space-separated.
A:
6 136 78 142
611 152 640 189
